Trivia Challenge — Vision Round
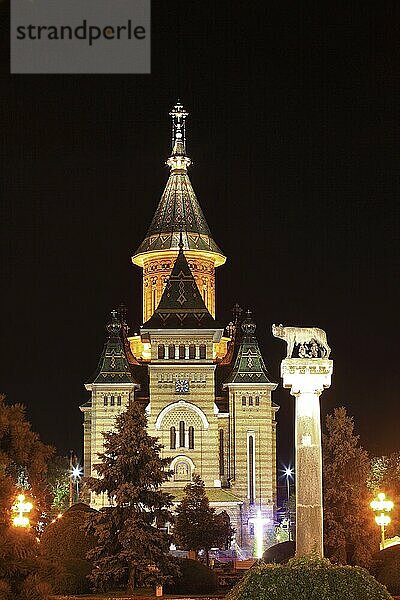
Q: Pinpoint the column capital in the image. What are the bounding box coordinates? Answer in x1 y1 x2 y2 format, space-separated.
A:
281 358 333 395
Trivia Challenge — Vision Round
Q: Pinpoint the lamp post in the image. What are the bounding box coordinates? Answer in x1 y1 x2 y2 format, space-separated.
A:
283 466 294 540
71 465 83 504
12 494 33 528
370 492 394 550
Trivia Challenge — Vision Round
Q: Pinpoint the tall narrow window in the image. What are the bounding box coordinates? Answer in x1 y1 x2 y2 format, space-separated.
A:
168 344 175 359
158 344 165 359
189 344 196 359
170 426 176 449
242 396 246 406
179 421 185 447
110 395 115 406
219 429 225 476
152 288 157 312
199 344 206 359
179 344 185 359
249 396 253 406
255 396 260 406
188 426 195 449
117 395 122 406
248 434 255 504
103 395 108 406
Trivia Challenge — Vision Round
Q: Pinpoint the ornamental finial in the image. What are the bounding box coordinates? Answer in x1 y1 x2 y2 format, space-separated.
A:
167 100 191 171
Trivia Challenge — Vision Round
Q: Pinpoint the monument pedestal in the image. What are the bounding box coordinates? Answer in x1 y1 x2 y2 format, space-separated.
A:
281 358 333 557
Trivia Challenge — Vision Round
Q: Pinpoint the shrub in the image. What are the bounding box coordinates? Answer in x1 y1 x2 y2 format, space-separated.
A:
40 503 96 561
263 541 295 564
164 558 217 594
40 504 96 594
226 555 393 600
372 545 400 595
51 558 92 595
0 580 11 600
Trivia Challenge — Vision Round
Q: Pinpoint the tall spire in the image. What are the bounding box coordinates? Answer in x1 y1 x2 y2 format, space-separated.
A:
132 101 225 262
167 100 191 171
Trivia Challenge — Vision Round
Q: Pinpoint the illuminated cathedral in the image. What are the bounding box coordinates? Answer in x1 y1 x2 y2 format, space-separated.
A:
81 103 279 552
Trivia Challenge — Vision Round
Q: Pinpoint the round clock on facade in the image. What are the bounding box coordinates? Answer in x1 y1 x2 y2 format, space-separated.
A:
175 379 189 394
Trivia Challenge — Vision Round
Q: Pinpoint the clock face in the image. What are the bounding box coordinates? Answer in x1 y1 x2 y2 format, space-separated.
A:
175 379 189 394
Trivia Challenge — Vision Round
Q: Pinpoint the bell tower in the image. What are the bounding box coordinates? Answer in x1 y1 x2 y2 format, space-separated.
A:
131 102 226 322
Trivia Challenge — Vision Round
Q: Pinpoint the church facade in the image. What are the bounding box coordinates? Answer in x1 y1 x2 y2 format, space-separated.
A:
81 103 279 553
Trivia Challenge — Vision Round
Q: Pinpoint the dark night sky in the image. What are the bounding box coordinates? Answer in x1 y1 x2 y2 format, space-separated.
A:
1 3 399 478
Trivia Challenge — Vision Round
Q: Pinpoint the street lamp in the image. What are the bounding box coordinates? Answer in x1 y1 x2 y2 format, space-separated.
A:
12 494 33 528
370 492 394 550
71 464 83 504
283 466 294 541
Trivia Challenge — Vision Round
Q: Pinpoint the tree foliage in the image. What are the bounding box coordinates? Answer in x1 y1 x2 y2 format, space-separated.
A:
45 455 70 517
86 399 178 592
0 394 54 599
173 474 234 564
369 452 400 537
322 407 379 567
0 394 54 528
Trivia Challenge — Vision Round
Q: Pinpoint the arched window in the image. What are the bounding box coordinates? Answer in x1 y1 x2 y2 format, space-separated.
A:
158 344 165 359
189 344 196 359
168 344 175 359
242 396 246 406
255 396 260 406
179 421 185 447
175 461 190 481
248 434 255 504
170 426 176 449
110 395 115 406
179 344 185 359
117 395 122 406
199 344 206 359
103 395 108 406
249 396 253 406
188 426 194 449
219 429 224 476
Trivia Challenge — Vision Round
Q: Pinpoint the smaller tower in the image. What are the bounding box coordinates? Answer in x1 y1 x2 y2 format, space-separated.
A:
224 311 278 550
81 310 140 509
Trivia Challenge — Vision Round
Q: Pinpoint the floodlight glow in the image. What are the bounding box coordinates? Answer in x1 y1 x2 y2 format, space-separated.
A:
249 509 268 560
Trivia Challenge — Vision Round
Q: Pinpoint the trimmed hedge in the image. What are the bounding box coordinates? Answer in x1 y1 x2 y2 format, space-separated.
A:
262 541 295 564
226 555 393 600
372 545 400 596
165 558 218 594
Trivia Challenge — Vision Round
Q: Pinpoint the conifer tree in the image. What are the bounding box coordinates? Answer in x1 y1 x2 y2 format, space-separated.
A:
174 474 234 564
86 399 178 592
322 406 379 567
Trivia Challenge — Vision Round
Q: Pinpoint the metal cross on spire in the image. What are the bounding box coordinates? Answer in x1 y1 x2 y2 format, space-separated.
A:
167 101 191 171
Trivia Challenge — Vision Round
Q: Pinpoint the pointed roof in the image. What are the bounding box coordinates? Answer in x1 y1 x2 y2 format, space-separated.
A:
86 310 139 385
142 242 220 330
132 102 225 266
225 311 274 385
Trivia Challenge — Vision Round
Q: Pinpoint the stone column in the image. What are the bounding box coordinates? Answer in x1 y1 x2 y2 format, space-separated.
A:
281 358 333 557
